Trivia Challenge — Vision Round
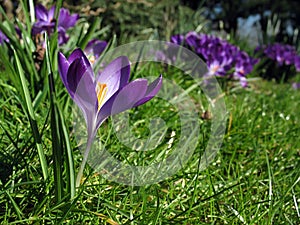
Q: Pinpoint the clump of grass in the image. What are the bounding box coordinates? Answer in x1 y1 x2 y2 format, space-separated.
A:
1 53 300 223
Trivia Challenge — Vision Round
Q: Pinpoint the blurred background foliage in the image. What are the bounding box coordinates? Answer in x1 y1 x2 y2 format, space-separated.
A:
32 0 209 42
1 0 299 47
184 0 300 47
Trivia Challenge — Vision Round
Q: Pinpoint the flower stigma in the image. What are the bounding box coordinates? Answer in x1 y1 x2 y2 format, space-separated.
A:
211 64 220 74
96 82 107 111
88 55 96 64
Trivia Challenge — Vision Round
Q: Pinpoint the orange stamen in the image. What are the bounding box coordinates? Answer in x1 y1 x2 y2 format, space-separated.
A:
96 82 107 111
88 55 96 65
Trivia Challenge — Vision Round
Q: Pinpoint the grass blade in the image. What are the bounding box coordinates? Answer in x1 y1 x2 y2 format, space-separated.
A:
12 48 48 181
78 17 100 49
58 107 75 198
5 190 23 220
45 34 64 202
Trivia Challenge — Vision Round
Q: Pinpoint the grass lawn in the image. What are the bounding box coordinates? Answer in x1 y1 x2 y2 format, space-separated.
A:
0 53 299 225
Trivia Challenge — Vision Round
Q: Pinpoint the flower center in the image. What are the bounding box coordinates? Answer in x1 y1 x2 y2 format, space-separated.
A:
211 65 220 73
96 82 107 111
88 55 96 65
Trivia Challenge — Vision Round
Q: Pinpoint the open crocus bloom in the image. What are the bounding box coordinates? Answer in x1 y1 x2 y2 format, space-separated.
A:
58 48 162 137
57 8 80 44
32 4 79 45
32 4 56 35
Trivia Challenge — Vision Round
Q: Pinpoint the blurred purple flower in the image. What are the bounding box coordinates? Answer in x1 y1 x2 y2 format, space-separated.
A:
255 43 300 82
0 30 9 44
32 5 56 35
172 32 258 87
292 82 300 90
84 39 107 62
206 56 231 77
58 8 79 31
185 32 202 55
32 4 79 45
233 52 259 87
170 34 185 45
57 8 79 45
294 55 300 72
261 43 298 66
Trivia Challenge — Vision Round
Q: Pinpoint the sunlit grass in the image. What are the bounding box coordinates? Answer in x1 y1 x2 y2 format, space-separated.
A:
0 1 299 223
1 54 299 224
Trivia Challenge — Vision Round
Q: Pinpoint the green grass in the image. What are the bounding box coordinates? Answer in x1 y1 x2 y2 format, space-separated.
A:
1 54 299 225
1 1 299 224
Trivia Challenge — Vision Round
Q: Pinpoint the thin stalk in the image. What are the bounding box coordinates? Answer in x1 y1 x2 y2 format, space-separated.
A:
20 0 32 32
55 0 63 20
58 108 75 198
75 134 94 188
45 34 64 202
78 17 100 49
28 0 35 24
49 97 63 202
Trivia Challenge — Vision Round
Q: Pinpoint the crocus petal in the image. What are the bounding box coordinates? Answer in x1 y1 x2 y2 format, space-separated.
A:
67 57 93 98
58 8 79 30
96 56 130 102
0 31 9 44
92 40 107 58
32 21 55 34
110 79 148 113
73 72 98 137
133 75 162 107
35 5 48 21
170 34 184 45
239 77 248 88
73 70 97 111
96 79 148 127
57 27 69 45
58 49 90 85
85 39 98 55
68 58 98 131
48 6 56 21
58 52 69 88
68 48 90 66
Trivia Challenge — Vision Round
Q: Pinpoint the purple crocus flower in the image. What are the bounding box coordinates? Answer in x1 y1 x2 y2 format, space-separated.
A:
57 8 79 45
255 42 300 82
170 34 185 45
32 4 56 35
84 39 107 62
262 43 298 66
233 52 259 87
58 8 79 31
58 48 162 134
58 49 162 186
292 82 300 90
0 30 9 44
32 4 79 45
294 55 300 72
206 56 231 77
171 31 258 87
